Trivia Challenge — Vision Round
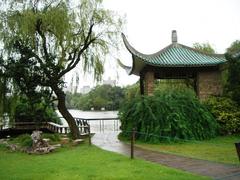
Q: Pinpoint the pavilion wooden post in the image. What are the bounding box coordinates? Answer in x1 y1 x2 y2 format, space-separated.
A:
144 71 154 96
140 75 144 95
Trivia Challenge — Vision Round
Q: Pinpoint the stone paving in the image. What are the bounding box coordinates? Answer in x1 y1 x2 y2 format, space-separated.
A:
92 132 240 180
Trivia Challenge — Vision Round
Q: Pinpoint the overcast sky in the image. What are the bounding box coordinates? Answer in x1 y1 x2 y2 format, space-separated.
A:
68 0 240 90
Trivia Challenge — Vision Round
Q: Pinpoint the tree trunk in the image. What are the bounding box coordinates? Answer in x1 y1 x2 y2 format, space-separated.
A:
52 85 80 139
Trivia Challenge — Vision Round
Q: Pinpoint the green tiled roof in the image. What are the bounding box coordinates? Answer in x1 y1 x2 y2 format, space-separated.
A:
121 33 227 75
135 44 226 67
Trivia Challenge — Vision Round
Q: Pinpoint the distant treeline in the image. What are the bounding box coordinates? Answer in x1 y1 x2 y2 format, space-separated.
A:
65 85 125 111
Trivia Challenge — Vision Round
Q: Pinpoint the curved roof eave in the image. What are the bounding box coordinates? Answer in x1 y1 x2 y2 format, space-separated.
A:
122 33 151 58
122 33 225 59
121 33 148 75
131 55 146 76
117 59 132 74
121 33 227 75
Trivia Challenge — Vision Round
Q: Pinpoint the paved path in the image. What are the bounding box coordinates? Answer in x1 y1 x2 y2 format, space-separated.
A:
92 132 240 180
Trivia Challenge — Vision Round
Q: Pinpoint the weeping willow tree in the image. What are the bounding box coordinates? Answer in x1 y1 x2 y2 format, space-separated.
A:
0 0 123 139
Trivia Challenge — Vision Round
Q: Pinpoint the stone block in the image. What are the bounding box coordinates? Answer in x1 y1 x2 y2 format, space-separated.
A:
73 139 84 146
60 137 69 144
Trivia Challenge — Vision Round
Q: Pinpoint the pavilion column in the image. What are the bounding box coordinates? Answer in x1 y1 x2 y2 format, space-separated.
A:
144 71 154 96
193 74 198 95
196 71 223 100
140 75 144 95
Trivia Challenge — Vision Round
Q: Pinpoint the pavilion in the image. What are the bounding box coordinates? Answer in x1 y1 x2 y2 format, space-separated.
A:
119 30 227 100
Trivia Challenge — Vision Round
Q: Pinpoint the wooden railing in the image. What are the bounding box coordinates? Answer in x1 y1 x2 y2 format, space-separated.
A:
0 116 120 134
45 122 70 134
46 122 89 134
75 118 90 134
76 117 119 132
0 119 90 135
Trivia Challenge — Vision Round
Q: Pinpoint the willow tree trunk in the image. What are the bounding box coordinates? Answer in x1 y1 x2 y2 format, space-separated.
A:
52 85 80 139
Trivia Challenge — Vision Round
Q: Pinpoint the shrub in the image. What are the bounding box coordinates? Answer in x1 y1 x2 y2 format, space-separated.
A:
119 89 218 142
13 134 32 147
204 97 240 134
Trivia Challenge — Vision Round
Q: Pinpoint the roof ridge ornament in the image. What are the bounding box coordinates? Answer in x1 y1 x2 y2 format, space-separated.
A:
172 30 177 44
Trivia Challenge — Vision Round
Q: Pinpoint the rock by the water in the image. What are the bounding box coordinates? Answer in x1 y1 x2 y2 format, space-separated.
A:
60 137 69 144
52 144 61 149
31 131 42 143
7 144 19 151
42 138 50 143
27 131 60 154
73 139 84 146
0 139 8 145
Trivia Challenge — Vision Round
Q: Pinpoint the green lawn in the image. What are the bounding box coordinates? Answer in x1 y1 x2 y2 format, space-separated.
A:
0 144 209 180
133 135 240 165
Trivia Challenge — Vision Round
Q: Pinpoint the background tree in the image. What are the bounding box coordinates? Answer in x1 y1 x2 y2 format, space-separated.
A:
66 85 125 110
223 40 240 105
225 53 240 105
123 83 140 100
0 0 123 139
227 40 240 55
193 42 215 54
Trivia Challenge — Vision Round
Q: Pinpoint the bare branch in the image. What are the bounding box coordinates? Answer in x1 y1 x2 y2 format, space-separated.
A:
36 19 50 62
57 22 96 78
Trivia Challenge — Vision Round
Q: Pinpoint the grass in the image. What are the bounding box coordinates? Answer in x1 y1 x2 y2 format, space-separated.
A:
132 135 240 165
0 143 209 180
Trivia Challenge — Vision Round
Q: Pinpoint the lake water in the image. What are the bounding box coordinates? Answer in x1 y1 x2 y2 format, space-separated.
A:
57 110 120 133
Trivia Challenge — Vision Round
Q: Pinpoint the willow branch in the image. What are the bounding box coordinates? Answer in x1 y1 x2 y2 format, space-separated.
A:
58 23 96 78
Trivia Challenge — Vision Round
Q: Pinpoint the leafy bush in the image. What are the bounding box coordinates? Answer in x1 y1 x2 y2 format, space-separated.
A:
13 134 32 147
204 97 240 134
119 89 218 142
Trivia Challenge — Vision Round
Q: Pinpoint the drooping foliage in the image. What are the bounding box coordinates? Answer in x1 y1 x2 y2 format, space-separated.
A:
119 89 218 142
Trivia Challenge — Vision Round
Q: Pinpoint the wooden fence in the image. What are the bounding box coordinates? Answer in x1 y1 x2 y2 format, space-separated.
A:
0 119 90 135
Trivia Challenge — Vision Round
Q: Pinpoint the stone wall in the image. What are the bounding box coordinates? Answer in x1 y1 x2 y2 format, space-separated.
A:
144 71 154 96
197 70 223 100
